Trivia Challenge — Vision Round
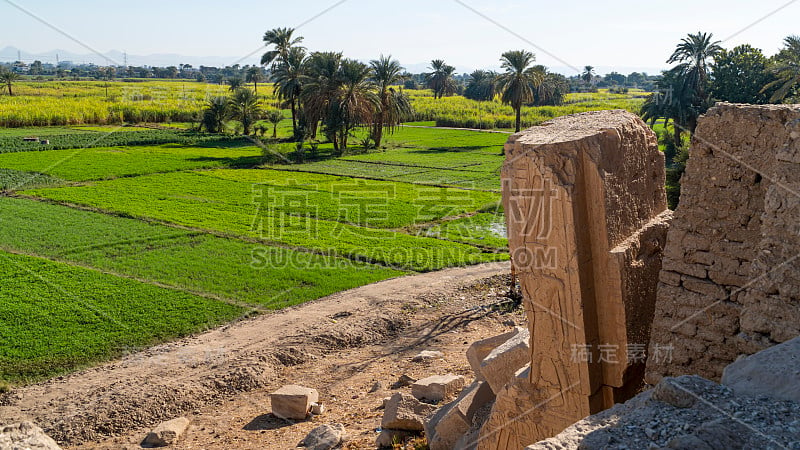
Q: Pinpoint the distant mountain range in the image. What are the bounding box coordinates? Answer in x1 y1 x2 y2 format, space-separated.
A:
0 46 260 68
0 47 665 76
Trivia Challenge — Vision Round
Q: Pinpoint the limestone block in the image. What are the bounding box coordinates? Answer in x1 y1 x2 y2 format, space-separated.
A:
411 374 465 403
143 417 190 447
270 385 318 420
479 326 530 394
466 328 521 380
497 110 669 447
381 393 437 431
425 381 495 450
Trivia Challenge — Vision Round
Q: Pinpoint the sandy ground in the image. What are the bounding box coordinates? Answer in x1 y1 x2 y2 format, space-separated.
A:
1 261 520 449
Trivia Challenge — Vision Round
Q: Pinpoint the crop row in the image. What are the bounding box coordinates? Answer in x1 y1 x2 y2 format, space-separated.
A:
0 129 247 153
0 248 244 383
23 171 505 271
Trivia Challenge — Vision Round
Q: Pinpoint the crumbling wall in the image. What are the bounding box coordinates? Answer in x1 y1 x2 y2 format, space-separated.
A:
481 110 671 449
646 103 800 383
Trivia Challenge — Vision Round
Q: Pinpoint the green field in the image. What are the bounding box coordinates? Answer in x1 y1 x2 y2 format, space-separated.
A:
0 250 245 383
0 85 645 385
0 143 263 181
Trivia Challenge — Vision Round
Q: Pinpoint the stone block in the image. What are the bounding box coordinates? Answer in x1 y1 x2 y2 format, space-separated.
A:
466 328 521 380
411 374 466 403
381 393 437 431
479 326 530 394
143 417 190 447
270 385 318 420
722 335 800 403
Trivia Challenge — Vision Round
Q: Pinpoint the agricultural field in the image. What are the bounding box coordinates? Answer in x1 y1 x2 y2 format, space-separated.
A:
0 249 245 383
0 117 514 383
0 80 278 127
407 88 648 130
0 82 646 385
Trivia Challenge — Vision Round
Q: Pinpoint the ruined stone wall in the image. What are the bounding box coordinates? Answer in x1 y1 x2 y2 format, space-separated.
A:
481 110 671 449
646 103 800 383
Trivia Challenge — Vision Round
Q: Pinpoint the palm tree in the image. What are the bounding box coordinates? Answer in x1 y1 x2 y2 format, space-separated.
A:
246 67 263 95
201 96 229 133
227 77 244 91
261 27 305 68
763 35 800 102
496 50 543 132
370 55 413 147
335 59 379 150
464 70 497 101
1 68 20 96
425 60 457 99
667 32 722 105
228 88 261 135
272 46 307 137
300 51 343 141
581 66 595 87
265 109 284 138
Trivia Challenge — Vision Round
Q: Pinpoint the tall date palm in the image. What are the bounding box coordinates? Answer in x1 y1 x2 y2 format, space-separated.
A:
261 27 304 67
272 47 307 136
496 50 543 132
370 55 412 147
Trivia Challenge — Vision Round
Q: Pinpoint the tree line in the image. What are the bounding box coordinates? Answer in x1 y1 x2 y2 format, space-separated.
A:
642 33 800 147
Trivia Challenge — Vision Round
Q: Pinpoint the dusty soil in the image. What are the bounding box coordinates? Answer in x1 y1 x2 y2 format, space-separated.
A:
1 261 520 449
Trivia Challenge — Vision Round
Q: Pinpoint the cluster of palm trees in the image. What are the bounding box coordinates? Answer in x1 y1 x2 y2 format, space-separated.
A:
439 53 568 132
258 28 413 150
642 33 800 146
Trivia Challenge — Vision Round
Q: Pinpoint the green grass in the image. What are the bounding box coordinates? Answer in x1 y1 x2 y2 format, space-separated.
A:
23 171 505 271
0 197 404 307
0 143 263 182
269 127 506 191
0 250 245 383
0 168 63 191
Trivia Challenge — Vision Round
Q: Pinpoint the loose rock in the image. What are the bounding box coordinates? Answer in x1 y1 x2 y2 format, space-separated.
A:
143 417 190 447
381 393 437 431
300 423 346 450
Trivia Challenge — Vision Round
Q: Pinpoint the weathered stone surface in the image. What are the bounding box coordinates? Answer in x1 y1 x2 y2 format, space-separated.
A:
647 103 800 383
300 423 346 450
495 110 670 448
466 328 521 380
381 393 437 431
411 374 465 403
425 381 495 450
143 417 190 447
411 350 444 362
526 374 800 449
652 378 695 408
0 422 61 450
722 335 800 403
480 326 530 394
270 385 318 420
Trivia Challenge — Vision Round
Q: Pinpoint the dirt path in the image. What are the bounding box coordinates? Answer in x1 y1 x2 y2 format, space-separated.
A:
1 261 515 448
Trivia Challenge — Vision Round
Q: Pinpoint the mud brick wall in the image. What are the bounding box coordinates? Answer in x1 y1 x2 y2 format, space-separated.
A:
646 103 800 383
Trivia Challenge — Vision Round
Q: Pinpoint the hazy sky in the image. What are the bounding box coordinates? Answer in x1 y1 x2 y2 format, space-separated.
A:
1 0 797 74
